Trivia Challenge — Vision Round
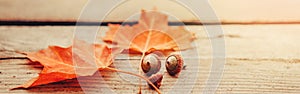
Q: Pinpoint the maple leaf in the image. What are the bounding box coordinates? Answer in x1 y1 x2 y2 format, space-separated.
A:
102 9 196 55
13 40 162 93
15 40 112 88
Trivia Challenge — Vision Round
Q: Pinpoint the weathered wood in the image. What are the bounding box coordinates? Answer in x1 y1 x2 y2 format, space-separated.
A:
1 0 300 23
1 25 300 93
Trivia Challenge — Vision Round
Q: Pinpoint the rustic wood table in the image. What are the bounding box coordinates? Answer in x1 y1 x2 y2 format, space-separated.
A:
1 25 300 93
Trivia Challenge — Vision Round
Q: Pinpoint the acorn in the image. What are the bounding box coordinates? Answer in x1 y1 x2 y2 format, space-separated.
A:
141 53 161 76
165 54 183 76
148 73 163 89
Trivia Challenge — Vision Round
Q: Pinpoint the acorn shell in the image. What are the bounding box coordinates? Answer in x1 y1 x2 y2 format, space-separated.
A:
141 54 161 76
148 73 163 89
165 54 183 76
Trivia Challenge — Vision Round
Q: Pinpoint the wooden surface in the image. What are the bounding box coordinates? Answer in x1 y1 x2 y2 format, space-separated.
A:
1 25 300 93
1 0 300 22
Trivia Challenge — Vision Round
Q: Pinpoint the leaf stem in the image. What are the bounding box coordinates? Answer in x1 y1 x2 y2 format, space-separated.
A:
105 67 161 94
138 52 146 93
139 30 153 93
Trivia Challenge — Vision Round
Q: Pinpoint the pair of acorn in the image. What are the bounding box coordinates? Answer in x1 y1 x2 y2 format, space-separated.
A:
141 53 183 89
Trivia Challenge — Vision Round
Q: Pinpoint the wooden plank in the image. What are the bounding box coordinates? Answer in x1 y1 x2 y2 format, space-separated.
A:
0 0 196 22
1 58 300 93
2 25 300 59
0 25 300 93
1 0 300 23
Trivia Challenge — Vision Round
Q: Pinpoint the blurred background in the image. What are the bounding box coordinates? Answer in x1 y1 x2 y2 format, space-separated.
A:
0 0 300 23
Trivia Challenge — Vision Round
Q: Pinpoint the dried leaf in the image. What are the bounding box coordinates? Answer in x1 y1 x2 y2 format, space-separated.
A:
15 41 112 88
103 24 121 44
102 9 196 55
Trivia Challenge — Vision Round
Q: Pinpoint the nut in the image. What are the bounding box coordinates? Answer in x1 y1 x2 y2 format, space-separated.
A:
141 53 161 76
165 54 183 76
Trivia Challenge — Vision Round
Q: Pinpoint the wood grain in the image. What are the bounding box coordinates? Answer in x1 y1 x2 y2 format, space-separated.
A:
1 0 300 23
1 25 300 93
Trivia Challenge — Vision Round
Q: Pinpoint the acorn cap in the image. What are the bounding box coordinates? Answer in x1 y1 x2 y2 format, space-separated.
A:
148 73 163 89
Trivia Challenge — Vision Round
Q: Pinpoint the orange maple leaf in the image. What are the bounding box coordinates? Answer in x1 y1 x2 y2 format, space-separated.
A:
102 9 196 55
15 41 112 88
13 40 162 93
